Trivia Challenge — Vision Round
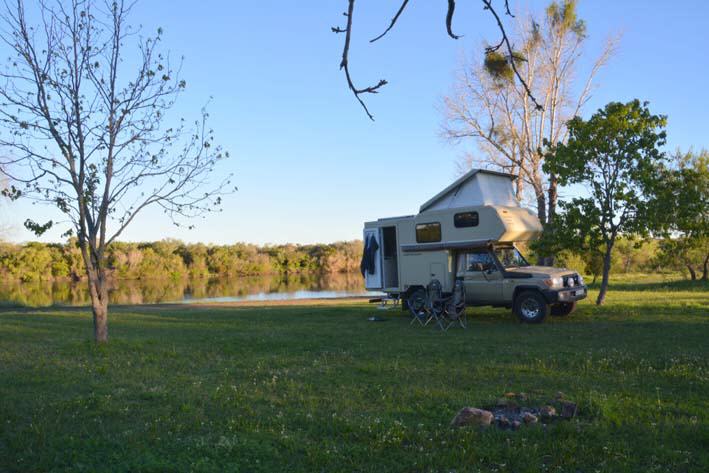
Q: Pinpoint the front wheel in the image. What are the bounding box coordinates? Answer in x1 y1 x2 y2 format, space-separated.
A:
513 290 549 324
551 301 577 316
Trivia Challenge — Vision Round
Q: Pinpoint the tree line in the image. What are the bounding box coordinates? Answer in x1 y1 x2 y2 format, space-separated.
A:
2 235 705 285
0 239 363 283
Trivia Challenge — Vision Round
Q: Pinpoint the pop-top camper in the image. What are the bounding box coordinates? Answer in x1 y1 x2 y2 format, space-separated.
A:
361 169 587 324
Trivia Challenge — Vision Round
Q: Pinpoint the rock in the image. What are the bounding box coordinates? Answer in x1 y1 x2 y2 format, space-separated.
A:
539 405 557 420
497 415 511 429
522 412 538 424
451 407 494 428
560 401 577 418
504 392 516 398
511 420 522 430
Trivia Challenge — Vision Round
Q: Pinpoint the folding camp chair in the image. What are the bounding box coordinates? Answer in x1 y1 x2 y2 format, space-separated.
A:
408 289 429 326
408 279 466 331
441 279 467 330
425 279 448 330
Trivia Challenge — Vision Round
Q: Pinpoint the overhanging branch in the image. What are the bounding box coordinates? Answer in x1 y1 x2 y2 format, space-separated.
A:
334 0 542 120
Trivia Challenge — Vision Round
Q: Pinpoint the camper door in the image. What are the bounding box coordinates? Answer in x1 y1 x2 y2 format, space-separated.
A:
362 228 382 289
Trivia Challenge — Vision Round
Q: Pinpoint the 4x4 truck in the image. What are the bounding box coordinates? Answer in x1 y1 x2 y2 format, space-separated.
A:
453 243 586 322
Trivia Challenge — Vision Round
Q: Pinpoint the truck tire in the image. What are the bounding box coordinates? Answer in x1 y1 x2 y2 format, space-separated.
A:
407 288 427 318
551 302 577 316
513 290 549 324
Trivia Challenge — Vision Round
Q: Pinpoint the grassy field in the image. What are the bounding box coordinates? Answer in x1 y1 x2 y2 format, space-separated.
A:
1 276 707 472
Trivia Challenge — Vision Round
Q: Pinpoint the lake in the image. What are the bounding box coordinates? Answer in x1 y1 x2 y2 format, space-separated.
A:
0 273 382 307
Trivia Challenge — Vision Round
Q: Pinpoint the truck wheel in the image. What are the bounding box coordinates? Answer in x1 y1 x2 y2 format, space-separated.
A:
513 290 549 324
551 302 577 316
407 288 427 318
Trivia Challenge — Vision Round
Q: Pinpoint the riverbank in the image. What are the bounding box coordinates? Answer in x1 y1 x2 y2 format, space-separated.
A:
0 272 371 307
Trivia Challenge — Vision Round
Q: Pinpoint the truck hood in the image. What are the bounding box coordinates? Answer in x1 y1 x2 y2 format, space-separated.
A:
505 265 576 278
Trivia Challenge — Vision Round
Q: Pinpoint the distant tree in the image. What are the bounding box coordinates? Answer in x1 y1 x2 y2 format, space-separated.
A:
0 0 232 342
543 100 667 304
442 0 617 231
652 150 709 280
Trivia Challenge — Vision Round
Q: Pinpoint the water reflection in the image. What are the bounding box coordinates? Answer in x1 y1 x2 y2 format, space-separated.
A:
0 273 377 307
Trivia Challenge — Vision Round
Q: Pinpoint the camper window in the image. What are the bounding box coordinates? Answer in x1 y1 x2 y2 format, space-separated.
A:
415 222 441 243
454 211 479 228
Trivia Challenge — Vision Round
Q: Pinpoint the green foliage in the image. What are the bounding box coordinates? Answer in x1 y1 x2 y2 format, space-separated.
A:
545 100 667 240
483 51 514 82
546 0 586 37
23 218 53 236
654 237 709 280
1 275 707 472
483 50 525 84
543 100 667 303
649 149 709 279
0 239 364 282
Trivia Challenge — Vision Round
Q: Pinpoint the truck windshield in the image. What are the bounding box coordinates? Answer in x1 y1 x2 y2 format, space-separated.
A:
494 247 529 269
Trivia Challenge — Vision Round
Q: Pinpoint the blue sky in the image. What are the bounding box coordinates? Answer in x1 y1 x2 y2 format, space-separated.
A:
3 0 708 244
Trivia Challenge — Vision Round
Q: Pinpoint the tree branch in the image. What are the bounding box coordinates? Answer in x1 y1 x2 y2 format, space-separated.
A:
370 0 410 43
333 0 386 120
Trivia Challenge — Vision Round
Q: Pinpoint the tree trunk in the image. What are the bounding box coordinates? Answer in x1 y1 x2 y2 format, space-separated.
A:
91 291 109 342
87 268 110 343
547 175 558 224
686 264 697 281
536 190 548 265
596 241 614 305
543 176 558 266
536 191 547 225
702 254 709 281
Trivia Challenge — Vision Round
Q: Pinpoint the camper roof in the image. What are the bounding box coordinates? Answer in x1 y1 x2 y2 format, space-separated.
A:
419 168 518 213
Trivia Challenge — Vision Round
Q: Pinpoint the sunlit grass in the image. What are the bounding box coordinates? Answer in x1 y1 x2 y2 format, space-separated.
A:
0 276 707 472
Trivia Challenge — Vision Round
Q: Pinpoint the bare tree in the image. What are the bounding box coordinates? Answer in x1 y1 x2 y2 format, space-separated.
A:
0 0 232 342
332 0 542 121
442 0 617 227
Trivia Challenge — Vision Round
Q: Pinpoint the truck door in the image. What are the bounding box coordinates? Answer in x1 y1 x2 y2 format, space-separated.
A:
462 250 504 304
362 228 382 290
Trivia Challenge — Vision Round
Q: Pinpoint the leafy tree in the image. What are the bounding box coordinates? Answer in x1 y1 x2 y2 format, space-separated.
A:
543 100 667 304
0 1 231 342
651 150 709 280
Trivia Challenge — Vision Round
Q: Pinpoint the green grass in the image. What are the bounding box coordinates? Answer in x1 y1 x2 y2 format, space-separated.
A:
1 276 707 472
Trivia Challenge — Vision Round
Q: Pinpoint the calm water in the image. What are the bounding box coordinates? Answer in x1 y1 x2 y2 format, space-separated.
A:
0 273 381 307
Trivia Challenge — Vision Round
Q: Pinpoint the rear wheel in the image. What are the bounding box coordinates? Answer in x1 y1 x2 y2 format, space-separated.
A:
407 288 427 319
551 302 577 316
513 290 549 324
